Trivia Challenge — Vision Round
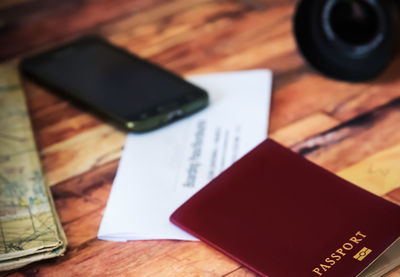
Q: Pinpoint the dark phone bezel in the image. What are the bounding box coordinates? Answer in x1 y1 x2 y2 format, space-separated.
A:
19 36 209 132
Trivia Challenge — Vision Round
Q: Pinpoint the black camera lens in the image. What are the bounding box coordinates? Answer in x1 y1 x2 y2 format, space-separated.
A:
294 0 400 82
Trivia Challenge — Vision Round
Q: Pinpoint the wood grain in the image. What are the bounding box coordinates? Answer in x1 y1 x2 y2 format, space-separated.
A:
1 0 399 275
338 143 400 196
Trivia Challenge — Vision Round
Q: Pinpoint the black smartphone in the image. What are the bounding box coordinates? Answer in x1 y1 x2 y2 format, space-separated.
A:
20 37 209 132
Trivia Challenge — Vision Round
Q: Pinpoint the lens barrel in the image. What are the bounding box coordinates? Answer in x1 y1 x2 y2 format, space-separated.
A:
294 0 400 81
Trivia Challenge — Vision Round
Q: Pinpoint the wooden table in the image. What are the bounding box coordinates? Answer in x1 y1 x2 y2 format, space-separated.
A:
2 0 400 276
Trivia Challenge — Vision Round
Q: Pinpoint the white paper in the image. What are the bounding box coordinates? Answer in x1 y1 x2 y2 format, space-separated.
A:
98 70 272 241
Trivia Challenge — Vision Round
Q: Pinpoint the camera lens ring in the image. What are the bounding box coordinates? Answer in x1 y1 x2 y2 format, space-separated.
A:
321 0 386 56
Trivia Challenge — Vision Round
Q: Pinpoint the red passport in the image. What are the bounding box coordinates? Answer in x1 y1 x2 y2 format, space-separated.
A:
170 139 400 277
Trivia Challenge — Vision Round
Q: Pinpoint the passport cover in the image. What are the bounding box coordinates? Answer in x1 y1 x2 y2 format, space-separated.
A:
170 139 400 277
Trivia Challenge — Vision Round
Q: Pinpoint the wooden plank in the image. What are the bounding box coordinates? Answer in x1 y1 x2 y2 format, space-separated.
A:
270 112 339 147
387 268 400 277
51 160 118 224
23 80 64 115
101 0 297 76
0 0 32 10
0 0 167 61
18 240 238 276
327 59 400 122
292 98 400 172
269 55 400 132
125 243 238 276
40 125 125 186
338 144 400 196
385 187 400 205
270 74 370 132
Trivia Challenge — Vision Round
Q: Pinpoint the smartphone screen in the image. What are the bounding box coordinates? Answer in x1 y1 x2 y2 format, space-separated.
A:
20 37 208 131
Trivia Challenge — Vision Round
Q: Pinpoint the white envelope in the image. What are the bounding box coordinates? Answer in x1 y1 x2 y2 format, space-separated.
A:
98 70 272 241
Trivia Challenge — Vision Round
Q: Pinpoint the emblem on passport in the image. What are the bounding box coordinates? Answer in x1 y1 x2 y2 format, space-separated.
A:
354 247 372 261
